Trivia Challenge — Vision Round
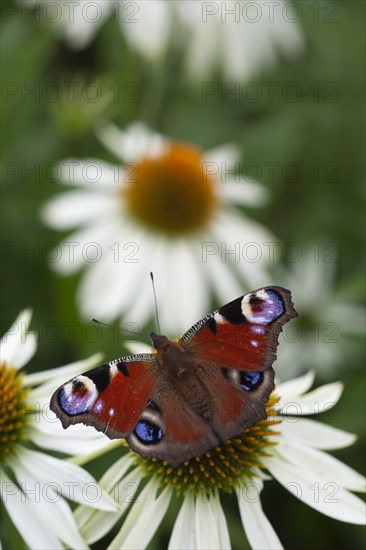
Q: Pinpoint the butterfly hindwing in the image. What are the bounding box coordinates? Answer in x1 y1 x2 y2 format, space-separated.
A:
126 381 219 467
50 355 158 438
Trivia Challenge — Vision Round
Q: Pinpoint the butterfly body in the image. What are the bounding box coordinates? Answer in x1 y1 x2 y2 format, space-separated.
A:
50 286 297 466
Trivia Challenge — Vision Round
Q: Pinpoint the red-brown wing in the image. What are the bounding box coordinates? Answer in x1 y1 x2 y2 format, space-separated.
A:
50 354 158 438
126 381 219 467
180 286 297 372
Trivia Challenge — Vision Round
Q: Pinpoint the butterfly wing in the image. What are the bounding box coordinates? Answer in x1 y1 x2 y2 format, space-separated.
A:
180 286 297 372
50 354 158 439
50 352 219 466
126 382 219 467
177 286 297 441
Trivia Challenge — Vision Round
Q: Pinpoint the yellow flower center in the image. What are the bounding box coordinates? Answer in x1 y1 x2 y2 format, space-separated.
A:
134 394 281 496
0 363 30 463
123 143 218 236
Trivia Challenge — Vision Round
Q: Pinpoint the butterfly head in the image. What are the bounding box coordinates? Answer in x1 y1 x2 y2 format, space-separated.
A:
150 332 170 351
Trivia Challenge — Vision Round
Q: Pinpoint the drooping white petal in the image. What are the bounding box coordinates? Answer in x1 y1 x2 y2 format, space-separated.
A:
55 158 121 189
202 247 244 306
41 190 119 230
195 494 227 550
0 471 62 550
76 224 155 321
77 466 145 544
13 447 116 511
121 1 171 59
1 309 36 369
46 219 120 276
27 418 110 457
275 438 366 492
279 382 344 416
211 209 274 288
108 477 172 549
211 494 231 549
156 241 209 334
265 453 366 524
236 478 283 549
169 492 196 550
280 417 357 450
62 0 111 50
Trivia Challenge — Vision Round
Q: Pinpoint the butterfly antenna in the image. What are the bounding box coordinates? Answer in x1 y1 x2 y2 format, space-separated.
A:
150 272 161 335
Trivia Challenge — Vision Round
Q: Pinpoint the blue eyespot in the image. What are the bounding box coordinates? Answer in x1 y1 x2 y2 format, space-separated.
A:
240 371 263 391
134 420 163 445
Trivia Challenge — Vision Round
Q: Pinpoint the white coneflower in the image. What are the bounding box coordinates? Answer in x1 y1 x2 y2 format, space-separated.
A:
73 359 365 549
0 309 116 549
42 121 274 333
273 252 365 379
26 1 304 81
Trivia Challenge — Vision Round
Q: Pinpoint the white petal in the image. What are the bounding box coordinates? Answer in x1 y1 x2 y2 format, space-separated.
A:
195 494 226 550
55 158 121 189
28 419 110 457
76 224 154 321
211 494 231 549
279 382 344 416
62 0 111 50
47 220 119 276
265 453 366 524
0 470 62 549
275 371 315 400
211 209 274 288
275 438 366 492
204 143 241 167
13 448 116 511
77 467 144 544
108 477 172 549
97 122 167 163
121 1 171 59
25 353 103 388
169 492 196 550
280 417 357 450
236 478 283 549
157 241 209 334
1 309 36 369
202 247 244 306
41 190 119 230
217 179 268 207
123 341 152 355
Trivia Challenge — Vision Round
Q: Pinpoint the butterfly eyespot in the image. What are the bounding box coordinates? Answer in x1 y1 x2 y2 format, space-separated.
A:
240 371 263 391
243 289 284 324
134 420 163 445
58 376 98 415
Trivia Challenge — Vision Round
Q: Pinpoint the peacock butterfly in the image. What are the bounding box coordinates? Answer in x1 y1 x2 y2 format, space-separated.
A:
50 286 297 467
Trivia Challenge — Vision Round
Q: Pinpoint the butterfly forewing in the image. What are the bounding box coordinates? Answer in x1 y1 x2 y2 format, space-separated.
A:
180 286 297 372
50 355 158 438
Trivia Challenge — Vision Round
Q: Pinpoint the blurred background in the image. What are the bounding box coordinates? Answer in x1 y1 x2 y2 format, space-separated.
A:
1 0 365 548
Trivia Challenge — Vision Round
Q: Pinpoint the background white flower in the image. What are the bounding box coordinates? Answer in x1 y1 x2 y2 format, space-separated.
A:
72 361 365 549
42 121 275 334
26 0 304 81
0 310 116 549
273 252 365 379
